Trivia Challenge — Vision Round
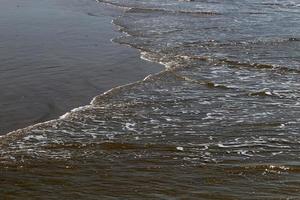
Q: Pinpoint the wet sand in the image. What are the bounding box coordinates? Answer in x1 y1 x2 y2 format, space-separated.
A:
0 0 162 134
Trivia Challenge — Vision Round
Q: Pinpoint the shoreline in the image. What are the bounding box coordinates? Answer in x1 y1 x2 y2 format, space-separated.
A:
0 68 167 146
0 0 163 135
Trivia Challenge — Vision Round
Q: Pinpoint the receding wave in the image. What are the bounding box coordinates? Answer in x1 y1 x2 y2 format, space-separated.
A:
1 0 300 198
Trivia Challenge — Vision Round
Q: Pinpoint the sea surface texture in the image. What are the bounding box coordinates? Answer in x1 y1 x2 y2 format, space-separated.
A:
0 0 161 134
1 0 300 199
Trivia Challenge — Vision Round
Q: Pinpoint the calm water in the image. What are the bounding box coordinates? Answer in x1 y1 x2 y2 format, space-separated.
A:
1 0 300 199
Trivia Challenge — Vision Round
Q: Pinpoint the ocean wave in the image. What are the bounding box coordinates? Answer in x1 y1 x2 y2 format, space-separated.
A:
1 0 300 198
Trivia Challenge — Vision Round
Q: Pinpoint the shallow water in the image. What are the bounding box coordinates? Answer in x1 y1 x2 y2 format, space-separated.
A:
0 0 161 134
1 0 300 199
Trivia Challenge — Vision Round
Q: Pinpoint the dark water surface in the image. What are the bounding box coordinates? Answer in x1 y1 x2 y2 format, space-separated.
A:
0 0 161 134
1 0 300 199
